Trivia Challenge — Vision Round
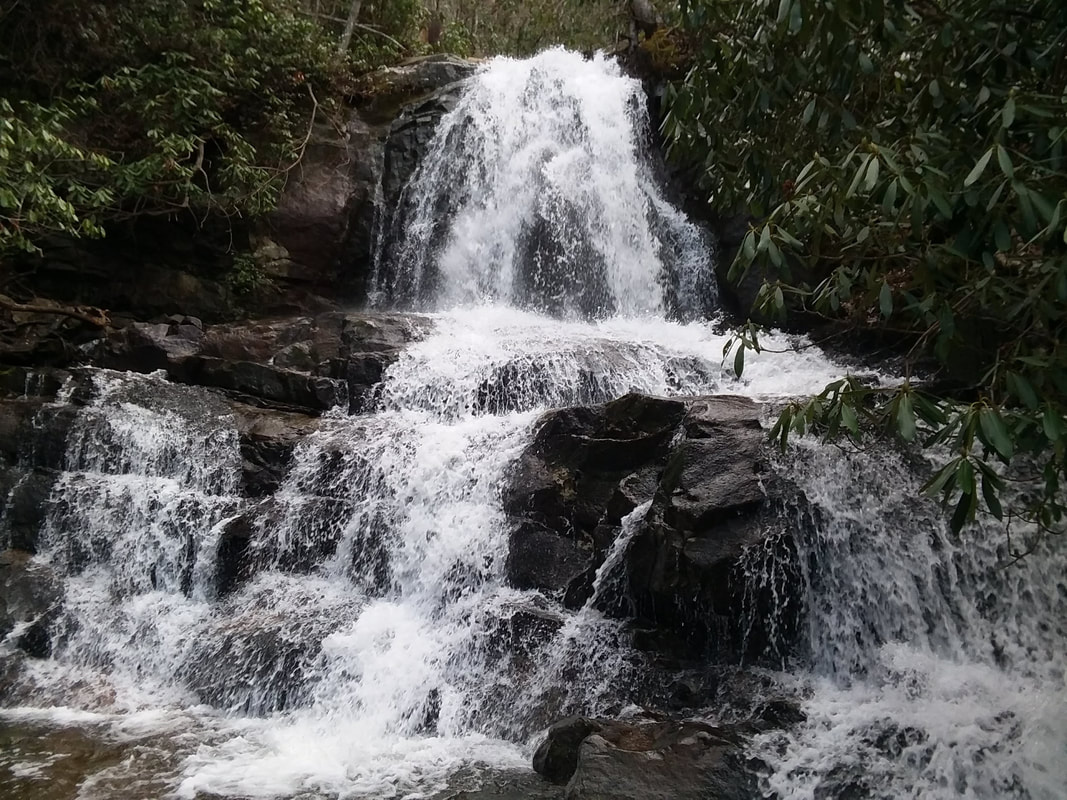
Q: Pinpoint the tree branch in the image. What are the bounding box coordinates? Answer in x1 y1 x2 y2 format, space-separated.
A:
0 293 110 327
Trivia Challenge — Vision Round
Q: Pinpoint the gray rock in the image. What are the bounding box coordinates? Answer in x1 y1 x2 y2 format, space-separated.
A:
506 520 590 595
533 716 757 800
94 311 429 414
0 550 62 657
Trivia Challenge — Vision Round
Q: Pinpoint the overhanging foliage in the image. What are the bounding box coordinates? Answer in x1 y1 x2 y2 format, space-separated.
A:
665 0 1067 543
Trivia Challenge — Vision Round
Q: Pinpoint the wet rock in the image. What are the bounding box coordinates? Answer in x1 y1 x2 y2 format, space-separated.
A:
228 402 320 497
504 392 804 662
534 716 757 800
94 311 429 414
534 717 606 784
0 398 78 471
216 494 386 596
0 550 62 657
180 580 361 715
487 603 566 664
504 393 686 538
0 469 60 553
506 520 590 595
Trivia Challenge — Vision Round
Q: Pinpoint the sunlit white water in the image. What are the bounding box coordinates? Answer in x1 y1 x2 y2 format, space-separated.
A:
373 49 715 319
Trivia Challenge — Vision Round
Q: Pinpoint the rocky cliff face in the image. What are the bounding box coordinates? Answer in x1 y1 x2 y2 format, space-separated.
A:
2 55 479 326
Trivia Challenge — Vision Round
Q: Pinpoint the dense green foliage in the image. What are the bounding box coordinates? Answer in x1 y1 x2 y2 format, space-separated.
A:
0 0 652 258
665 0 1067 543
0 0 345 254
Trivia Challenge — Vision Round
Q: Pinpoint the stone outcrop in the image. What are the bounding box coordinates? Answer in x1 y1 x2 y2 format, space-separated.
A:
533 716 757 800
95 311 430 414
505 392 803 660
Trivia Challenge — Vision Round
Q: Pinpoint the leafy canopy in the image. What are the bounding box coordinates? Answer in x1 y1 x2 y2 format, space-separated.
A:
0 0 343 255
665 0 1067 544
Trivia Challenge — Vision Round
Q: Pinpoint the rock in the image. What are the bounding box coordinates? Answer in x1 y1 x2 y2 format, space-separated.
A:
228 402 320 497
504 392 804 662
506 520 590 595
179 357 348 413
259 55 479 306
0 469 60 553
504 393 686 537
358 55 480 121
179 580 361 715
533 716 757 800
0 550 62 657
94 311 429 414
534 717 606 784
215 493 386 596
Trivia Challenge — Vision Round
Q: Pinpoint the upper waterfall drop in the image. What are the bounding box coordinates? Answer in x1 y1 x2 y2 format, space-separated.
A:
372 49 715 319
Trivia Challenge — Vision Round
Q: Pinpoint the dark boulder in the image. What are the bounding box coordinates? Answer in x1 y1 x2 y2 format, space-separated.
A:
534 716 757 800
503 392 804 662
504 393 686 538
0 550 62 657
228 402 320 497
506 520 590 595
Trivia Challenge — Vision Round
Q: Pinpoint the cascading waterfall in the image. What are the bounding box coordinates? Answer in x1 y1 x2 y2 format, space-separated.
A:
372 49 715 320
2 48 1064 800
754 445 1067 800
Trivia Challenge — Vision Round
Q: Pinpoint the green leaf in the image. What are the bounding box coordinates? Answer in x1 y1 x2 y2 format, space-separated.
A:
882 179 899 215
950 490 974 533
957 458 975 494
734 344 745 378
997 145 1014 178
982 473 1003 520
1007 372 1038 409
924 457 961 497
841 402 860 436
978 407 1014 461
897 392 916 441
1002 96 1016 128
964 148 993 187
879 282 893 317
863 157 880 192
1043 408 1063 443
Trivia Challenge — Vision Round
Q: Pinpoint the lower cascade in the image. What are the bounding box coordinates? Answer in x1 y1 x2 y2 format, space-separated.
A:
1 50 1064 800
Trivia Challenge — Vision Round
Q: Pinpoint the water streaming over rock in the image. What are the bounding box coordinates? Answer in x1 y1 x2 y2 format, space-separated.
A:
2 48 1064 800
753 445 1067 800
372 49 715 320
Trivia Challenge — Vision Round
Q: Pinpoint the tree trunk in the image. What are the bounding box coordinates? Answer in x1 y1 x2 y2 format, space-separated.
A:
337 0 364 55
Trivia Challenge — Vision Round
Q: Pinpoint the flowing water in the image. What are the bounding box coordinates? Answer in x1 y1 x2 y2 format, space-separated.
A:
2 49 1064 800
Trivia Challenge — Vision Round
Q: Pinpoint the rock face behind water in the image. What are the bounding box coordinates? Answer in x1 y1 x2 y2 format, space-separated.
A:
505 392 801 660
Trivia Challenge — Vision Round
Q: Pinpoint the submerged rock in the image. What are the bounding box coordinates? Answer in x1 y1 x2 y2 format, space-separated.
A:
533 716 757 800
0 550 62 657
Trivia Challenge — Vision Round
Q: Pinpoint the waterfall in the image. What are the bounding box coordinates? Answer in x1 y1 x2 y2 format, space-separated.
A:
372 49 715 320
753 445 1067 800
2 48 1064 800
